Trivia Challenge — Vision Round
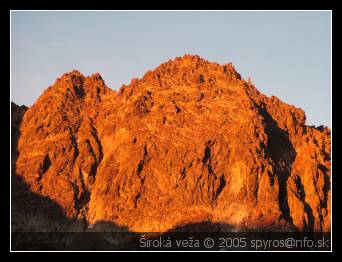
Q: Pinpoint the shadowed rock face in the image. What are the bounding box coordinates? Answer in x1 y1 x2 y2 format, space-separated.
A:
12 55 331 233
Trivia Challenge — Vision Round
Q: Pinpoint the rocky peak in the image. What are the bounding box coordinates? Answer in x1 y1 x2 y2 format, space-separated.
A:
143 54 242 85
12 55 331 234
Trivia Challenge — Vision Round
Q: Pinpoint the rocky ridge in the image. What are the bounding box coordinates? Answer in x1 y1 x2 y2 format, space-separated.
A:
12 54 331 233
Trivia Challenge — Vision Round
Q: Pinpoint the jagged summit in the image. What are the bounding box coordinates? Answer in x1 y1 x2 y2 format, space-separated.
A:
36 70 112 108
43 55 242 100
58 70 103 80
12 55 330 235
117 54 243 100
143 54 242 83
160 53 236 69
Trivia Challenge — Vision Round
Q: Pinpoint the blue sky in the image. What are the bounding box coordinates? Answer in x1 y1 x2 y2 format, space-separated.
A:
11 11 331 127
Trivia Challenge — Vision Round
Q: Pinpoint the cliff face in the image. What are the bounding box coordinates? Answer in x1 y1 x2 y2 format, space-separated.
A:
12 55 331 232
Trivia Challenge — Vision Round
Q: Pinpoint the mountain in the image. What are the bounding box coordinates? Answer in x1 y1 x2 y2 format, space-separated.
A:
11 55 331 234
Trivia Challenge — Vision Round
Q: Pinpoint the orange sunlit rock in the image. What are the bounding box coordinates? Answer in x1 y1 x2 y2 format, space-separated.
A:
12 55 331 232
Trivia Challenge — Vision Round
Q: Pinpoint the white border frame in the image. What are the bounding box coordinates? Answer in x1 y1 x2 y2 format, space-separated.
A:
9 9 333 253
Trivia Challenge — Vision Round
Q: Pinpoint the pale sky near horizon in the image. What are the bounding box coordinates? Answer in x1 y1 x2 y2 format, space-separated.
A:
11 11 331 127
